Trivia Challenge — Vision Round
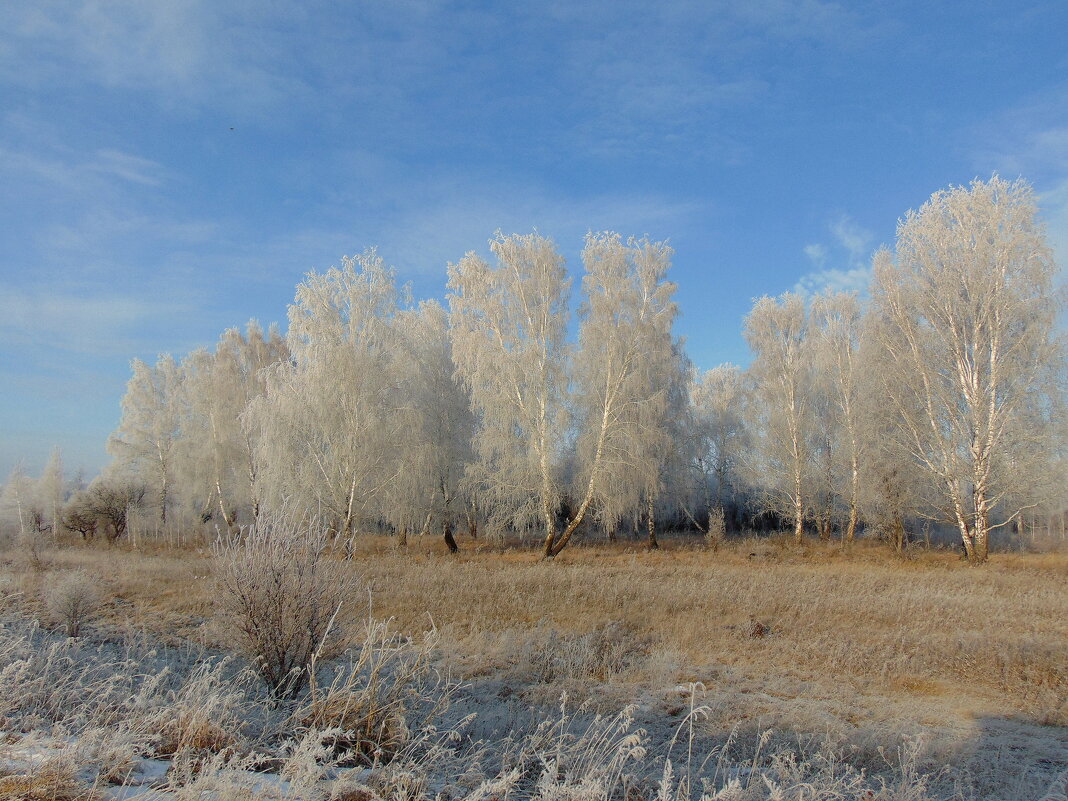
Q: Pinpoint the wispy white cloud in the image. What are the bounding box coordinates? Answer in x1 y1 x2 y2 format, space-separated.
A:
0 1 311 117
0 287 204 356
831 214 874 265
966 90 1068 273
794 214 874 296
803 243 827 268
0 0 875 156
795 266 871 297
0 143 168 199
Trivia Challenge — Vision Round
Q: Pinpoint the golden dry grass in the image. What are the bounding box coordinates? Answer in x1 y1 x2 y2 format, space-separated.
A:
0 764 100 801
3 534 1066 741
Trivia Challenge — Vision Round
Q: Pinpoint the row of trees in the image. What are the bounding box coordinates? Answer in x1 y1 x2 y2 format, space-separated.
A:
3 178 1065 562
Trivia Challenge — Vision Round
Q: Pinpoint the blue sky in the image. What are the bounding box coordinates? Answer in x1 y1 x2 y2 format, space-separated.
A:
2 0 1067 477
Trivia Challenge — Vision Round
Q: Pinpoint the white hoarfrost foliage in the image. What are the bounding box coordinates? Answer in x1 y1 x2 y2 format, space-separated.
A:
688 364 749 528
212 513 360 699
0 464 34 542
449 231 683 557
809 291 865 542
245 251 408 540
107 354 185 528
572 234 682 549
36 446 65 541
81 201 1064 553
742 293 815 543
869 177 1065 562
383 300 476 551
179 321 289 528
448 231 572 552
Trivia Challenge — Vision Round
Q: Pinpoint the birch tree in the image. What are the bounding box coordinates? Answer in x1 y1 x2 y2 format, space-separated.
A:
857 319 928 551
182 322 288 526
448 232 571 554
690 364 748 520
108 355 185 527
571 234 680 550
449 231 680 557
869 177 1064 562
37 447 65 540
810 292 865 542
246 251 406 539
387 300 475 551
743 293 814 543
0 465 32 539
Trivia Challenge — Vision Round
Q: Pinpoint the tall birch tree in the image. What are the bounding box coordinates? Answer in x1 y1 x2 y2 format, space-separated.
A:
37 447 65 540
182 322 288 526
869 177 1064 562
810 292 865 542
449 231 680 557
246 251 406 539
572 234 680 550
388 300 475 551
448 232 571 554
743 293 814 543
108 355 184 527
688 364 749 532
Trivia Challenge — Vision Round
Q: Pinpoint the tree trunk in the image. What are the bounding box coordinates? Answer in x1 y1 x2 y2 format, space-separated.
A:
845 502 858 544
541 503 557 558
973 494 990 563
443 521 459 553
892 512 905 552
216 478 235 530
342 473 358 542
949 482 975 561
159 475 168 527
845 450 859 543
646 495 659 550
792 489 804 545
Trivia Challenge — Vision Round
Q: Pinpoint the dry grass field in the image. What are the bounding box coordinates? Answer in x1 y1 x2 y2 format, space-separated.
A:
1 533 1066 799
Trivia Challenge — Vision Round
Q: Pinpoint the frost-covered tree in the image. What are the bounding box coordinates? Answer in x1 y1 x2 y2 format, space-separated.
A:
743 293 814 543
108 355 184 527
387 300 475 551
689 364 748 522
869 177 1065 562
448 232 572 554
450 232 681 557
36 447 65 540
571 234 680 550
246 251 407 540
181 322 288 526
0 465 32 539
856 320 928 551
810 292 865 542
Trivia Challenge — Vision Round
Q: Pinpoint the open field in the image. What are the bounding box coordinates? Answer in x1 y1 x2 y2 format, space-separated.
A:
1 534 1066 799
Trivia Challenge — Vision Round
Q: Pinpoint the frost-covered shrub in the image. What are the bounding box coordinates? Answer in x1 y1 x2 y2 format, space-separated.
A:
213 514 359 699
705 507 726 551
46 570 101 637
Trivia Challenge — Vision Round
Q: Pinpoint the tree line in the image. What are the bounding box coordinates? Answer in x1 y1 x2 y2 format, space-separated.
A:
3 177 1065 563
